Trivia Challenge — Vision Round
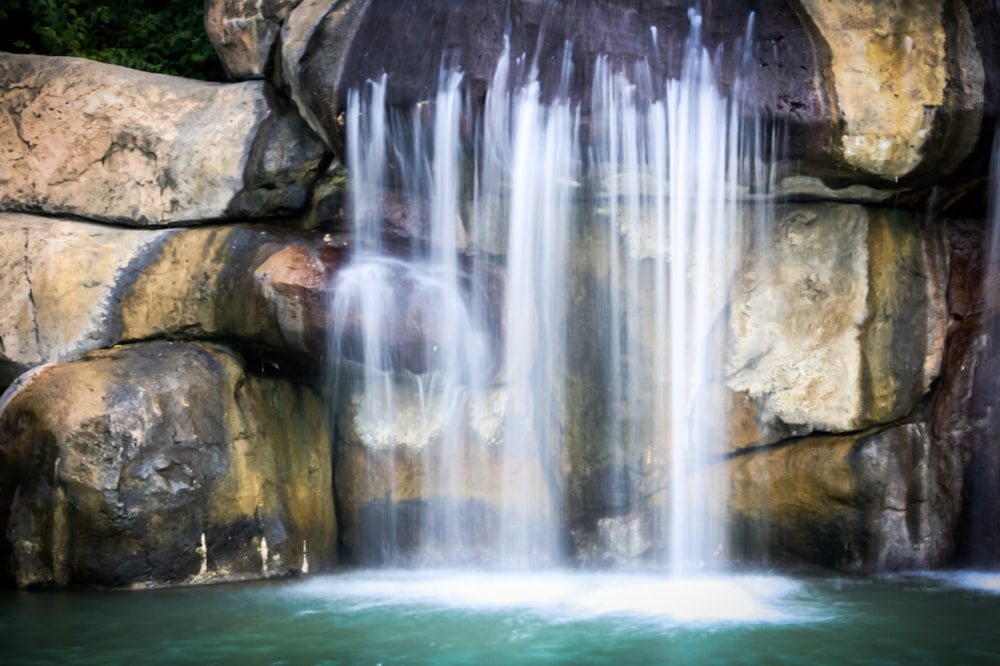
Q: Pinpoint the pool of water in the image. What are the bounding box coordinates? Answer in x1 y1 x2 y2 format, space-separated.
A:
2 570 999 664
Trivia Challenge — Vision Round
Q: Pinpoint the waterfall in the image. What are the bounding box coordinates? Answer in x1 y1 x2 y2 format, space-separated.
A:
329 9 772 571
588 12 771 572
329 71 494 565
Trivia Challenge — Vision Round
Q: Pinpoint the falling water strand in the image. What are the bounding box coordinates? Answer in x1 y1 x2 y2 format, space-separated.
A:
331 9 770 571
330 71 493 565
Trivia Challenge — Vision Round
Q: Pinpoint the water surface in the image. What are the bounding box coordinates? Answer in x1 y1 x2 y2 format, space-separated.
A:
3 570 999 664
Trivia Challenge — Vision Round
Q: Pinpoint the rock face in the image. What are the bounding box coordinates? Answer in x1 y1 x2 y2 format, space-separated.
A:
729 422 958 571
334 384 513 565
726 204 947 447
933 219 1000 565
794 0 984 180
0 341 336 588
0 54 327 225
275 0 997 190
206 0 304 80
0 213 349 387
0 0 998 584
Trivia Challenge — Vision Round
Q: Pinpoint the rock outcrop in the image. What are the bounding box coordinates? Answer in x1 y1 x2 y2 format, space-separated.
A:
206 0 305 80
0 213 348 387
0 54 328 225
0 341 336 588
729 422 959 571
274 0 997 192
726 204 947 447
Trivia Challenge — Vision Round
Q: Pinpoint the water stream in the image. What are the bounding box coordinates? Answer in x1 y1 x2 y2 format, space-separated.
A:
328 9 774 570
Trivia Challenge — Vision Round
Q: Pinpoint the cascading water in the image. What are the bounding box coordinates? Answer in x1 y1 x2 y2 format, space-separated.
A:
329 9 773 571
329 71 495 564
587 12 771 572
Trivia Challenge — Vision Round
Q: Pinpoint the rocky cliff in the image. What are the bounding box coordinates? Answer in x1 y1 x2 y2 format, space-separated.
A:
0 0 998 587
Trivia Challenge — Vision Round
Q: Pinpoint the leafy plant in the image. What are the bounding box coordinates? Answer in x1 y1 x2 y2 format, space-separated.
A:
0 0 225 80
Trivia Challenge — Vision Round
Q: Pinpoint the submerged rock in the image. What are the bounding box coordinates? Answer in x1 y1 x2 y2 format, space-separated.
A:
0 340 336 588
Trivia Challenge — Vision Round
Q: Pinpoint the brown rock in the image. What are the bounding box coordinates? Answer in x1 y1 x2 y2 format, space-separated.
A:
728 422 958 571
0 340 336 588
206 0 304 80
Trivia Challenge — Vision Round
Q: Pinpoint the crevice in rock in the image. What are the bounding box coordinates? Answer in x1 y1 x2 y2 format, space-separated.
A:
22 226 41 352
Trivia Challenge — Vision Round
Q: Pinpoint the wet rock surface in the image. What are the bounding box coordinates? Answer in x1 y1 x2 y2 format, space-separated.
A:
0 341 335 588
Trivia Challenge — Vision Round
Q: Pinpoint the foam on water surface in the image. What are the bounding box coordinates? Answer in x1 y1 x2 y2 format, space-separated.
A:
295 570 825 626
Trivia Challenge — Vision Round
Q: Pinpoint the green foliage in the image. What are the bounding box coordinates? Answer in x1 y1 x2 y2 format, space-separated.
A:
0 0 225 81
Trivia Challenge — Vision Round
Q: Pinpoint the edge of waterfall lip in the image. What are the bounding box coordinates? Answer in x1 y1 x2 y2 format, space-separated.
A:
289 570 833 626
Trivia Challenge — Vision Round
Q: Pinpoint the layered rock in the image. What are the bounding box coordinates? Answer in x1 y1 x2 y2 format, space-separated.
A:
0 53 327 225
0 213 349 387
0 341 336 588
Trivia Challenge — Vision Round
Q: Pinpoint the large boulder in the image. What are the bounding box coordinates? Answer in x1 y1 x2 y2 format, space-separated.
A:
794 0 987 181
0 213 348 387
0 340 336 588
728 422 959 572
726 203 947 447
0 53 328 225
0 214 170 387
206 0 304 80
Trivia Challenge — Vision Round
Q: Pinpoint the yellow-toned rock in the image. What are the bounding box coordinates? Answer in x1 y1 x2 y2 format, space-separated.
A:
0 340 336 588
794 0 984 179
0 213 348 386
728 423 959 571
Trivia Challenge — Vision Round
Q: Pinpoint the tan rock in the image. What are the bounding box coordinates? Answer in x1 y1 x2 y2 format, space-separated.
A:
795 0 984 179
0 54 326 225
0 340 336 588
0 213 172 385
726 203 946 447
206 0 304 80
0 213 348 385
